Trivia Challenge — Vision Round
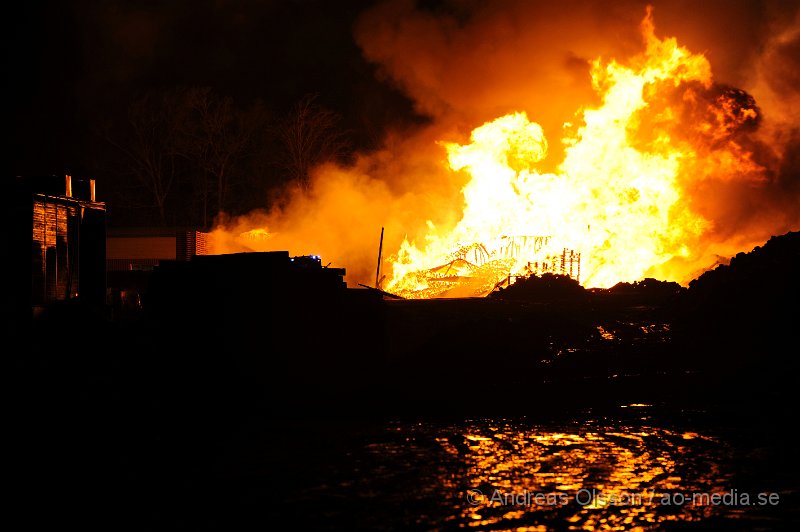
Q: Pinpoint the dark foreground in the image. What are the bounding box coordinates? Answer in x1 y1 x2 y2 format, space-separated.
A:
8 296 799 530
8 232 800 530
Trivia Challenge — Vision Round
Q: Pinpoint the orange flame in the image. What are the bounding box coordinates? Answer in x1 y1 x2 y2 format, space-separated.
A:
209 5 798 296
385 8 762 297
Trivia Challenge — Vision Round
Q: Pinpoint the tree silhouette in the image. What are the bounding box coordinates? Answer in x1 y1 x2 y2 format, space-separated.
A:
102 89 186 225
276 94 351 190
100 87 270 227
175 87 268 227
98 89 353 225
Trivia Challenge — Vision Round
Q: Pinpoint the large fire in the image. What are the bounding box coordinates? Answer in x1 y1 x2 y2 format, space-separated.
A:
210 4 799 298
385 8 755 297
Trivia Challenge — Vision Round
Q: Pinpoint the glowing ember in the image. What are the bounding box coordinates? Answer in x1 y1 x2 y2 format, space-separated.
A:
385 8 759 298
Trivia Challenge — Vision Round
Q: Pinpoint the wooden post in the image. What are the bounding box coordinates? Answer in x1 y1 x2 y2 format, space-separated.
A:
375 227 384 289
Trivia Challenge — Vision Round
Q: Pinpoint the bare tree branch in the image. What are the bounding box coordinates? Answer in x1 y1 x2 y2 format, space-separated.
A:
277 94 351 190
175 87 267 226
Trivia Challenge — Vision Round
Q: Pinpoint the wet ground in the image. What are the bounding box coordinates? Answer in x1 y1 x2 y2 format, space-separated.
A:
236 413 798 530
8 290 798 530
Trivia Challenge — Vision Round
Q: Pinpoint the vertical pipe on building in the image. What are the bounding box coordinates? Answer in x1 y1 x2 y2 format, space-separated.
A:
90 179 96 202
65 175 72 197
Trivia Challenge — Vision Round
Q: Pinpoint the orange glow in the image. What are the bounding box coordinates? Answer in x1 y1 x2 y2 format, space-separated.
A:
385 8 753 297
209 6 798 295
239 228 273 242
441 421 732 529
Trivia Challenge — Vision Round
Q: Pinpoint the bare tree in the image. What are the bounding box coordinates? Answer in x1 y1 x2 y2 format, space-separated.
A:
277 94 351 190
100 87 269 227
101 88 353 225
175 88 268 226
103 89 185 225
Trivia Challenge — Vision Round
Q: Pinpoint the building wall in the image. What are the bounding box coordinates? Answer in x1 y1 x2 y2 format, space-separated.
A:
8 175 107 317
106 236 177 261
105 230 207 317
31 198 81 304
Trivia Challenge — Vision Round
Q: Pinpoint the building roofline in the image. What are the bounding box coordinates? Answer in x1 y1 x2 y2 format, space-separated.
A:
107 226 209 237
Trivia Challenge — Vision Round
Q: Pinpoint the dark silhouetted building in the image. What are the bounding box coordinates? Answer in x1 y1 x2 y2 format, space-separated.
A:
5 175 106 320
105 228 208 317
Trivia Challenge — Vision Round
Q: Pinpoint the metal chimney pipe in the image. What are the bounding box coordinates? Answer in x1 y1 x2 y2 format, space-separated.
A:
65 174 72 197
90 179 96 202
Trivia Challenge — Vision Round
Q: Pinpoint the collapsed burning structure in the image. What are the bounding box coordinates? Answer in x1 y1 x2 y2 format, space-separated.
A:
385 235 581 299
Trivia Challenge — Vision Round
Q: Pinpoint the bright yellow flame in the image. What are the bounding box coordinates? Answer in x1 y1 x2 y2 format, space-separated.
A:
239 228 273 242
386 8 729 296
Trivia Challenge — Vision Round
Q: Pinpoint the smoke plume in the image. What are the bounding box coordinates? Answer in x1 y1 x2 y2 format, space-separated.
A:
212 0 800 289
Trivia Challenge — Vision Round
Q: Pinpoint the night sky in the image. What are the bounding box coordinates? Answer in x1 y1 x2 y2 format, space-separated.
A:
8 0 416 178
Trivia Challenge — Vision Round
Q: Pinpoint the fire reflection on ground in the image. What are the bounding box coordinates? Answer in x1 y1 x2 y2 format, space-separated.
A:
448 422 731 529
264 416 791 530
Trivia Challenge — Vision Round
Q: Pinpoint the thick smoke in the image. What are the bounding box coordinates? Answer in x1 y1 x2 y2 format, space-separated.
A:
680 4 800 275
213 0 800 288
209 128 469 285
